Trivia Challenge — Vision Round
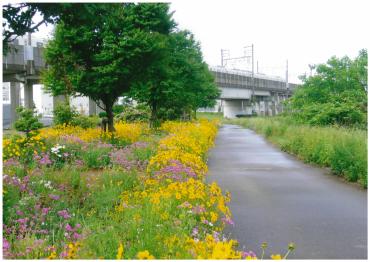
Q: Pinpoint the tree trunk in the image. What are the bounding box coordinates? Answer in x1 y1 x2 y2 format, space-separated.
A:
150 103 158 128
106 104 115 132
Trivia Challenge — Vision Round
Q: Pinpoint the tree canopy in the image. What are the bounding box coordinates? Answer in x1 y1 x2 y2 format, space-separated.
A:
287 49 367 128
42 3 179 131
129 30 219 126
42 3 219 129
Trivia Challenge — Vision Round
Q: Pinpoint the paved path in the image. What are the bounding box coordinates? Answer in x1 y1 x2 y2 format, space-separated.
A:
207 124 367 259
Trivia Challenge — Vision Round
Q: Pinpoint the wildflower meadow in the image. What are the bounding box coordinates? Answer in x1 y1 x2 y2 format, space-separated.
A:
4 119 292 259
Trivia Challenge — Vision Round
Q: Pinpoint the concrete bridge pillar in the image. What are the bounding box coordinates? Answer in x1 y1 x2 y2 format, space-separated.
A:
88 98 97 116
258 101 264 116
264 100 269 116
53 95 67 111
224 100 241 118
276 95 280 114
10 82 21 126
24 80 34 109
271 94 277 116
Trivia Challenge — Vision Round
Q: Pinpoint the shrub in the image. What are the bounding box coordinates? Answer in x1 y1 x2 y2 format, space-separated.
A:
53 103 78 126
71 115 100 129
115 104 150 123
14 106 43 136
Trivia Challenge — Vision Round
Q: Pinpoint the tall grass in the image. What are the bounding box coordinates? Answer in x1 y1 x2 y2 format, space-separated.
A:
225 117 367 188
197 112 224 121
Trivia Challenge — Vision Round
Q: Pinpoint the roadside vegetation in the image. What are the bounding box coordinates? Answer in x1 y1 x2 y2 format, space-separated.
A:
4 116 294 259
225 116 367 188
224 50 368 188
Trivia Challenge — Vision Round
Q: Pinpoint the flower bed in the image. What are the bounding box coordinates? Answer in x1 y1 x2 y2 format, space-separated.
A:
3 119 291 259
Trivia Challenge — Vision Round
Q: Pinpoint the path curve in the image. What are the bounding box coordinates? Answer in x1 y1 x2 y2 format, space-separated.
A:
207 124 367 259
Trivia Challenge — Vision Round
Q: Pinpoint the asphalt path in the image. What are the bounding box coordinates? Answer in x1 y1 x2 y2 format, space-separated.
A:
3 117 53 129
207 124 367 259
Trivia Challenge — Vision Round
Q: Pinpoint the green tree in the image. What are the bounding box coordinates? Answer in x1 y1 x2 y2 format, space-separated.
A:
42 3 176 131
130 30 220 126
14 106 43 137
287 49 367 128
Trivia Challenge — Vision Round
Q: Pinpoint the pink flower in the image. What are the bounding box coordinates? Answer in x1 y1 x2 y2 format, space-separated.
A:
191 227 199 236
72 232 81 240
221 216 235 225
16 218 28 224
192 205 206 214
42 208 50 215
65 224 73 232
3 238 10 250
49 194 60 200
241 251 257 259
57 210 71 219
202 219 209 225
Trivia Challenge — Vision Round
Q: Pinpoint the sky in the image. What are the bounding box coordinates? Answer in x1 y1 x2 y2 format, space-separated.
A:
31 0 370 84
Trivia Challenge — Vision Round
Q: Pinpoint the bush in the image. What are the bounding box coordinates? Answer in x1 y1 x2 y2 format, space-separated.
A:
53 103 78 126
115 104 150 123
53 102 100 129
71 115 100 129
14 106 43 136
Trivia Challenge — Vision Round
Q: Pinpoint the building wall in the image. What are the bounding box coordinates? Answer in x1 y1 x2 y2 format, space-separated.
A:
70 95 90 115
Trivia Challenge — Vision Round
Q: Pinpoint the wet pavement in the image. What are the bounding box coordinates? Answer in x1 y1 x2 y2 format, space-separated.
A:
207 124 367 259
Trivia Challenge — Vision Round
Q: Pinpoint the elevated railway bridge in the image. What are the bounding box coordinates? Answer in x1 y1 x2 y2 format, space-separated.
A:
208 66 298 118
3 35 299 126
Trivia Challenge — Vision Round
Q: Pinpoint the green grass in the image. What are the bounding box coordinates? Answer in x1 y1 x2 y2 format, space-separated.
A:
225 116 368 188
196 112 224 121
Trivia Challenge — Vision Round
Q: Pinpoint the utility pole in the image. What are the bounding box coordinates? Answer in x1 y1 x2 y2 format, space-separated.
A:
285 60 289 89
24 33 35 108
221 49 230 67
251 44 255 113
221 49 224 67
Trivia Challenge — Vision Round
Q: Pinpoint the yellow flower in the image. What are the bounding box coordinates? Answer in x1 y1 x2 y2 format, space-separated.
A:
288 242 296 251
210 211 218 223
175 192 181 200
47 251 57 259
160 212 169 221
137 250 155 259
116 242 124 259
271 254 282 260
